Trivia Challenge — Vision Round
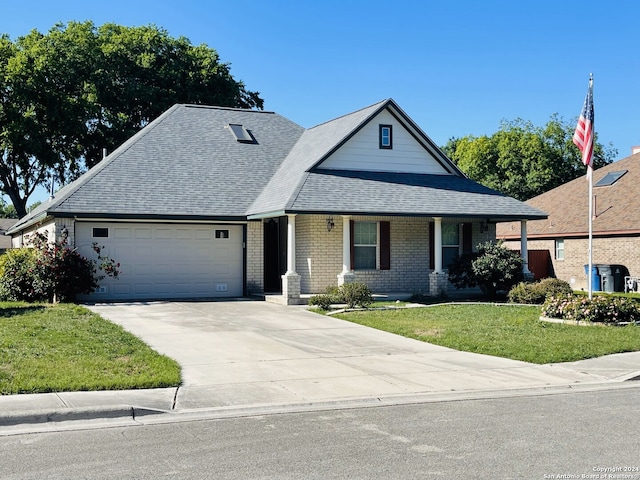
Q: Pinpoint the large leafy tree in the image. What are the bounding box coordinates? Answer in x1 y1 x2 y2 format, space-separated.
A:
0 22 263 218
442 115 617 201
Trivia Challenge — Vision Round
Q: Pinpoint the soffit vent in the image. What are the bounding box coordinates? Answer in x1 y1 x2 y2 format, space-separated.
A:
228 124 257 144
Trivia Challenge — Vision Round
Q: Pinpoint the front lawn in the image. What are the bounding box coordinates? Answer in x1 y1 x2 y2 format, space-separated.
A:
333 303 640 364
0 302 181 395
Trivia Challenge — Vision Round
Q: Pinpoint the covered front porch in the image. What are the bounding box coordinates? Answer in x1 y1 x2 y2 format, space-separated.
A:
259 214 534 305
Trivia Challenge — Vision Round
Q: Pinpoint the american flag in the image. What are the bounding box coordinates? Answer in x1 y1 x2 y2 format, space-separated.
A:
572 78 595 175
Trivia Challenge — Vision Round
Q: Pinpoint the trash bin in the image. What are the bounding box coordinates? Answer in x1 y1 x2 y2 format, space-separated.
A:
584 264 601 291
597 264 614 293
611 265 630 292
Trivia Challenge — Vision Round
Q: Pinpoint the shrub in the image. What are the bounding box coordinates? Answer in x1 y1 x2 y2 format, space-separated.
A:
0 248 43 302
308 282 373 310
324 285 343 304
449 241 523 299
339 282 373 308
508 278 573 304
308 294 333 310
538 277 573 297
0 231 120 303
542 293 640 324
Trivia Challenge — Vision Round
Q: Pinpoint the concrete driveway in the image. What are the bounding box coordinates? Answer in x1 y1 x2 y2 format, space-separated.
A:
84 300 624 411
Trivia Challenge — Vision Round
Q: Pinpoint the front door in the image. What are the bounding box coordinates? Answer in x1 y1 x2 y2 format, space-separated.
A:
263 217 288 292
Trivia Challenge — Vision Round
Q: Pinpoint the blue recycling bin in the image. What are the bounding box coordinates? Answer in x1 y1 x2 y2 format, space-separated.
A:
584 264 601 291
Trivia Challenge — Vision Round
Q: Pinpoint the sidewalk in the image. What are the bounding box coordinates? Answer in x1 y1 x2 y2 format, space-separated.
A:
1 301 639 433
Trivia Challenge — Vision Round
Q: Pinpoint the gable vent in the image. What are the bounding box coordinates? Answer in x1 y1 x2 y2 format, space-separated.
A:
228 124 256 144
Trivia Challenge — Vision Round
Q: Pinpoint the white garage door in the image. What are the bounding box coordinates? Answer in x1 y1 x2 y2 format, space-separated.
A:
75 222 244 300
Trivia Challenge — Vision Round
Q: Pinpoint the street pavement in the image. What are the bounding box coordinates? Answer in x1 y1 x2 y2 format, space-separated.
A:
1 300 639 433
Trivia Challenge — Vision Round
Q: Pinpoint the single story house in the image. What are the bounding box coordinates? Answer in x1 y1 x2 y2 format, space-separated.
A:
0 218 17 254
8 99 546 303
497 151 640 292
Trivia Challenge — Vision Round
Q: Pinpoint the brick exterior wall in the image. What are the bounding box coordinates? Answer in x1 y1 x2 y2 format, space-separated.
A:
246 221 264 294
349 215 430 294
11 214 497 298
11 219 58 248
503 235 640 291
294 215 494 295
296 215 344 293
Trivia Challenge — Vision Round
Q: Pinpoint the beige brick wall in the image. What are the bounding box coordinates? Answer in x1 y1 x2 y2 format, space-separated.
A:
245 215 496 296
11 219 58 248
246 221 264 294
296 215 344 293
503 236 640 291
294 215 494 295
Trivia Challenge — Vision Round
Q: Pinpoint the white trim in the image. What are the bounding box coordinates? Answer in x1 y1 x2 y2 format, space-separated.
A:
434 217 443 273
341 215 351 274
286 214 297 274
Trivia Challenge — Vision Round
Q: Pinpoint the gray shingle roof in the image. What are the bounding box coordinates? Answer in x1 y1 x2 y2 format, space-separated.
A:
9 99 546 233
281 170 547 220
246 100 390 215
10 104 304 231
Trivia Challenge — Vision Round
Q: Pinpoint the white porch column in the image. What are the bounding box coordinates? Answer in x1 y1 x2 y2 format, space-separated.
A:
286 214 297 274
338 215 355 285
520 220 532 278
429 217 447 296
281 214 301 304
434 217 443 274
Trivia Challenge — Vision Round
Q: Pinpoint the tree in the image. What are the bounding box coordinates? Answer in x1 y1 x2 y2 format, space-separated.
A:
442 115 617 201
0 22 263 218
0 198 17 218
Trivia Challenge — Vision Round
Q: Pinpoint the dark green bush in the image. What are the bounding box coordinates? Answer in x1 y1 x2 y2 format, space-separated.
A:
308 282 373 310
508 278 573 304
308 294 333 310
339 282 373 308
448 241 523 298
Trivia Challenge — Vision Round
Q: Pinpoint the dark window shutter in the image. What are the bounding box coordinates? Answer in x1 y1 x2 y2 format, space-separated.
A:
462 223 473 254
429 222 435 270
350 220 355 271
379 221 390 270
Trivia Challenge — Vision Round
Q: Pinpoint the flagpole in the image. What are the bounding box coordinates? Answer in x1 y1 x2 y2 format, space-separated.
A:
587 73 594 300
588 153 593 300
573 73 595 299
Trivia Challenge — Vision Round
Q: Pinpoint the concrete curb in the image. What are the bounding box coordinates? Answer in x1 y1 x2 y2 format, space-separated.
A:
0 405 166 428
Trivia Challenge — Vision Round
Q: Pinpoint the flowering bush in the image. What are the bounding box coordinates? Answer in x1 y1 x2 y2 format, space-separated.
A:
0 230 120 303
542 293 640 324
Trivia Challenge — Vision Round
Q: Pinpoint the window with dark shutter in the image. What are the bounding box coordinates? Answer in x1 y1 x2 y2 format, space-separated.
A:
379 125 392 149
462 223 472 254
349 220 391 270
380 221 390 270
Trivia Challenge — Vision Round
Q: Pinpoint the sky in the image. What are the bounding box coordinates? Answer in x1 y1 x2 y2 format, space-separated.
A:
3 0 639 204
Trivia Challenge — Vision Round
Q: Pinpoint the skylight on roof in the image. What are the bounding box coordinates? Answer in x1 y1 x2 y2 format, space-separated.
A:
595 170 627 187
228 124 255 144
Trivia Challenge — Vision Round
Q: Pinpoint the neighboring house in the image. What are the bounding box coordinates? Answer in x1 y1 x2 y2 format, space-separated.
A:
497 152 640 292
8 99 546 303
0 218 17 254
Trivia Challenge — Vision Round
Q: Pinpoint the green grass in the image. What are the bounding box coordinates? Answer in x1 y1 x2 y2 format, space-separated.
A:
0 302 181 395
333 303 640 364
